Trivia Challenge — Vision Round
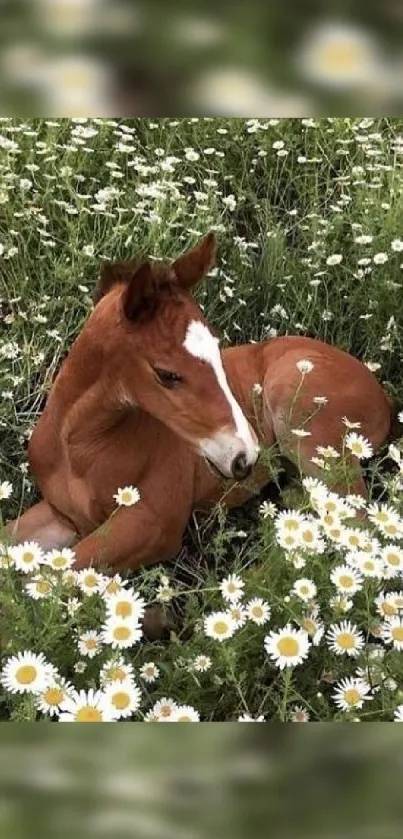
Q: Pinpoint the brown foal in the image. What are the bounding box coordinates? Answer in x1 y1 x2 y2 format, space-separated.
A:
6 233 393 573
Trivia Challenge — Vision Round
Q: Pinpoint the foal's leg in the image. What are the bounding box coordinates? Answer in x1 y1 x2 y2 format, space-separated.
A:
71 503 188 573
4 500 78 551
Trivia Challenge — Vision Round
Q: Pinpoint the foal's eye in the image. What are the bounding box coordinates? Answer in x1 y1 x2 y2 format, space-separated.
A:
153 367 183 388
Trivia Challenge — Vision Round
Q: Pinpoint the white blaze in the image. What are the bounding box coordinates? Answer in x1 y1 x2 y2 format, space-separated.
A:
182 320 259 474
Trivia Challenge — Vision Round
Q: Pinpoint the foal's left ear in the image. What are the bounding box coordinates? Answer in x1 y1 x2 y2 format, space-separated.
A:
172 232 216 290
123 262 159 321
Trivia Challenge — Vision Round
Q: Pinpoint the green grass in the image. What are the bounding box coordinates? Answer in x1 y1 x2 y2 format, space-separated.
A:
2 117 403 722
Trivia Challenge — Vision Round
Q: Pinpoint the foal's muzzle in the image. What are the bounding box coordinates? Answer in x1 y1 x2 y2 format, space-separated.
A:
200 429 260 481
231 452 253 481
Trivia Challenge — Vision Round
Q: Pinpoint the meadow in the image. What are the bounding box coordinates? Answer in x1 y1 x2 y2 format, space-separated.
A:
1 116 403 722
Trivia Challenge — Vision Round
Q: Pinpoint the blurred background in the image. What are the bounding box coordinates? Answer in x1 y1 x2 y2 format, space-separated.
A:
1 726 403 838
0 1 402 115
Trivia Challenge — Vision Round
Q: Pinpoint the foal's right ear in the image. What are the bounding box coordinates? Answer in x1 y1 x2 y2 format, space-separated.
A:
122 262 159 321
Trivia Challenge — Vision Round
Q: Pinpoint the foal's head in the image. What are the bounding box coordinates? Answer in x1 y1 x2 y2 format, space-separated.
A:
95 233 259 480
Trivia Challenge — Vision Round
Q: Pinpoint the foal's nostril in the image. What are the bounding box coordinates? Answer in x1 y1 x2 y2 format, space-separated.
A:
231 452 252 481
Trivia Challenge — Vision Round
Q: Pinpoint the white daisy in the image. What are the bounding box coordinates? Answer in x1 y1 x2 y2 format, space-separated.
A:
342 417 362 429
375 590 400 619
204 611 237 641
37 677 73 718
9 541 44 573
290 705 310 722
381 616 403 650
149 697 178 722
25 575 55 600
300 614 325 645
1 651 53 694
139 662 160 683
259 501 277 518
44 547 76 571
381 545 403 578
326 254 342 266
76 568 104 596
100 574 129 597
339 526 370 552
292 578 317 602
104 590 145 622
296 359 314 374
329 594 353 613
298 520 324 553
0 480 13 500
101 617 142 649
238 713 265 722
246 598 271 625
77 630 102 659
113 485 140 507
330 565 363 595
348 551 383 579
373 252 388 265
62 569 79 587
333 677 372 711
59 688 116 722
394 705 403 721
345 432 373 459
100 657 135 685
327 620 365 657
172 705 200 722
103 679 142 720
193 655 212 673
264 624 310 669
220 573 245 603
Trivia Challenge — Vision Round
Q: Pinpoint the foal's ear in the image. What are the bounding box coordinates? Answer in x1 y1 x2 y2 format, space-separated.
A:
172 232 216 290
122 262 159 321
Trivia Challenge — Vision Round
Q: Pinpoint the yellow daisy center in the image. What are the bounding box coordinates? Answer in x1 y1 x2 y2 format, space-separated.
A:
376 511 388 522
121 491 133 504
76 706 102 722
302 618 316 634
349 535 360 547
113 626 132 641
385 524 398 536
386 553 400 567
106 581 121 595
284 535 296 546
392 627 403 642
22 552 34 564
381 602 396 617
112 692 130 710
44 687 64 706
86 639 97 650
52 556 67 569
284 519 300 531
37 580 51 594
176 715 192 722
160 705 172 718
84 575 97 587
252 606 263 618
16 665 37 685
339 576 353 588
363 561 374 572
115 602 133 618
106 666 127 682
336 632 354 650
343 688 360 706
350 442 363 456
277 637 299 657
213 621 229 635
302 531 314 543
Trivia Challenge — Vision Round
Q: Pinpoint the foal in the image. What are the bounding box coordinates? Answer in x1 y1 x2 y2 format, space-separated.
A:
6 233 393 573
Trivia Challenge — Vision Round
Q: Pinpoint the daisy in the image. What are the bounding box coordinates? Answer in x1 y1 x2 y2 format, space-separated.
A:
103 679 142 720
193 655 212 673
139 662 160 683
172 705 200 722
342 417 361 429
298 520 324 553
77 630 102 659
350 552 384 579
204 611 237 641
59 688 116 722
228 604 247 628
388 591 403 610
394 705 403 721
275 509 305 533
368 505 403 539
333 677 372 711
381 616 403 650
0 545 14 569
296 359 314 374
149 697 178 722
100 657 134 686
113 485 140 507
0 480 13 500
329 594 353 613
44 547 76 571
330 565 363 595
264 624 310 669
238 713 265 722
37 677 73 718
8 541 44 573
327 620 365 657
300 613 324 646
100 573 129 597
381 545 403 578
76 568 104 596
220 573 245 603
292 578 317 602
102 617 142 649
246 598 271 625
316 445 340 460
339 526 370 552
2 651 53 694
276 526 300 551
62 569 78 587
290 705 310 722
25 575 55 600
104 590 146 622
375 591 399 619
259 501 277 518
326 254 342 266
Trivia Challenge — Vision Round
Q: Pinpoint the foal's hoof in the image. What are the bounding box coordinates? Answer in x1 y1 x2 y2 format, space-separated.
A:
142 604 175 641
